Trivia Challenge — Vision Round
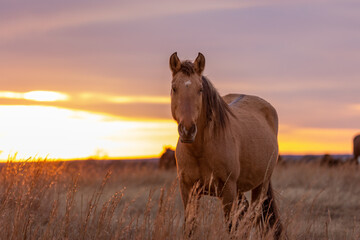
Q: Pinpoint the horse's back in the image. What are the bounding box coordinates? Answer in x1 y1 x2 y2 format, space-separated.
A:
223 94 278 135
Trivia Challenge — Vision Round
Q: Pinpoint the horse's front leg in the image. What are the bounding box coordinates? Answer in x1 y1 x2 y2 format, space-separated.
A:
220 181 237 227
180 180 201 237
220 182 249 232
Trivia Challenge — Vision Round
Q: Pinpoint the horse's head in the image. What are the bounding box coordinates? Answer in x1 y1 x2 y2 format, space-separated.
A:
169 52 205 143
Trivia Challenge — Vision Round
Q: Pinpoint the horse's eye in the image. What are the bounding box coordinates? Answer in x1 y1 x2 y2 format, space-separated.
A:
172 87 176 93
199 88 203 94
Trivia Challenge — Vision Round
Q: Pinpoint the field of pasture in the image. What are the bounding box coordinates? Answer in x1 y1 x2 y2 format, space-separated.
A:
0 158 359 240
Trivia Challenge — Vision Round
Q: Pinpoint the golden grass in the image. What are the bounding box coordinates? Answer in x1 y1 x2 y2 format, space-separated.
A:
0 158 359 239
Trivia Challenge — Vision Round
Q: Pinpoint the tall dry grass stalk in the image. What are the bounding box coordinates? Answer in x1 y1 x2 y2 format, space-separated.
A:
0 158 359 239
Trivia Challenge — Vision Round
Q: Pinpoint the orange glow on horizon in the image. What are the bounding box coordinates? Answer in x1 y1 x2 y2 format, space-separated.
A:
0 91 170 105
278 126 355 155
24 91 69 102
0 105 178 161
0 104 356 161
78 93 170 104
0 91 69 102
0 153 164 163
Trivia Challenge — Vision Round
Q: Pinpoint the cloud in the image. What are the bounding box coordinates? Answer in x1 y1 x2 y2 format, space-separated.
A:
0 91 169 104
1 0 359 132
0 91 172 119
0 0 272 43
78 93 170 104
349 104 360 112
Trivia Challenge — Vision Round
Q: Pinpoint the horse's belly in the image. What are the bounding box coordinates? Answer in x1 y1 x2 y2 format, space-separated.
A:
237 136 278 192
237 170 268 192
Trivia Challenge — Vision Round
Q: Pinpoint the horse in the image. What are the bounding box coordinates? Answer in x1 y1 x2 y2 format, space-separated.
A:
320 154 342 167
158 147 176 170
169 52 283 238
354 135 360 164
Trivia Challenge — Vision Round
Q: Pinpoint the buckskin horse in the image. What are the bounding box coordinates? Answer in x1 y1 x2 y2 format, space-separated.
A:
169 52 283 238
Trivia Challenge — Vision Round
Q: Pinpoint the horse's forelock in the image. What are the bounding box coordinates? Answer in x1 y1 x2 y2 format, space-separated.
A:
178 61 195 76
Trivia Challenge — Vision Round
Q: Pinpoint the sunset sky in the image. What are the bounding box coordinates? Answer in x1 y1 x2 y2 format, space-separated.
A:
1 0 359 160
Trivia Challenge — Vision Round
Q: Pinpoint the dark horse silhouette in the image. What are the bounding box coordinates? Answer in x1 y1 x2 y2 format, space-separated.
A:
354 135 360 164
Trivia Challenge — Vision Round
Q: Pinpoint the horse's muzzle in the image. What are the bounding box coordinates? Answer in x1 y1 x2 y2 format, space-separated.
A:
178 123 197 143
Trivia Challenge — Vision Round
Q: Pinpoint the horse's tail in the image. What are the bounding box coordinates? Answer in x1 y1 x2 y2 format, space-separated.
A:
263 181 283 239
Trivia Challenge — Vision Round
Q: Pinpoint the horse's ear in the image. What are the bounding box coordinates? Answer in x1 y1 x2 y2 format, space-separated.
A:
194 52 205 75
169 52 181 75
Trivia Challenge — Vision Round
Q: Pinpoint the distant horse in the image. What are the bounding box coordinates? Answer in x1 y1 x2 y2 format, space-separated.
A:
320 154 341 167
169 52 282 238
354 135 360 164
158 147 176 170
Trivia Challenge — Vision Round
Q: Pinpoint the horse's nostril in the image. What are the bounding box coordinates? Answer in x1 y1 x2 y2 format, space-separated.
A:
189 124 197 136
182 125 188 135
178 124 184 135
178 122 197 138
178 123 188 135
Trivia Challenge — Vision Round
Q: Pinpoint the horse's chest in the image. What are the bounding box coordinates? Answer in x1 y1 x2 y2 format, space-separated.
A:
180 157 221 190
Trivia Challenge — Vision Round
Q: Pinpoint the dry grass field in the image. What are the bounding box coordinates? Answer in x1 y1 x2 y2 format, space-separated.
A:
0 157 359 240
